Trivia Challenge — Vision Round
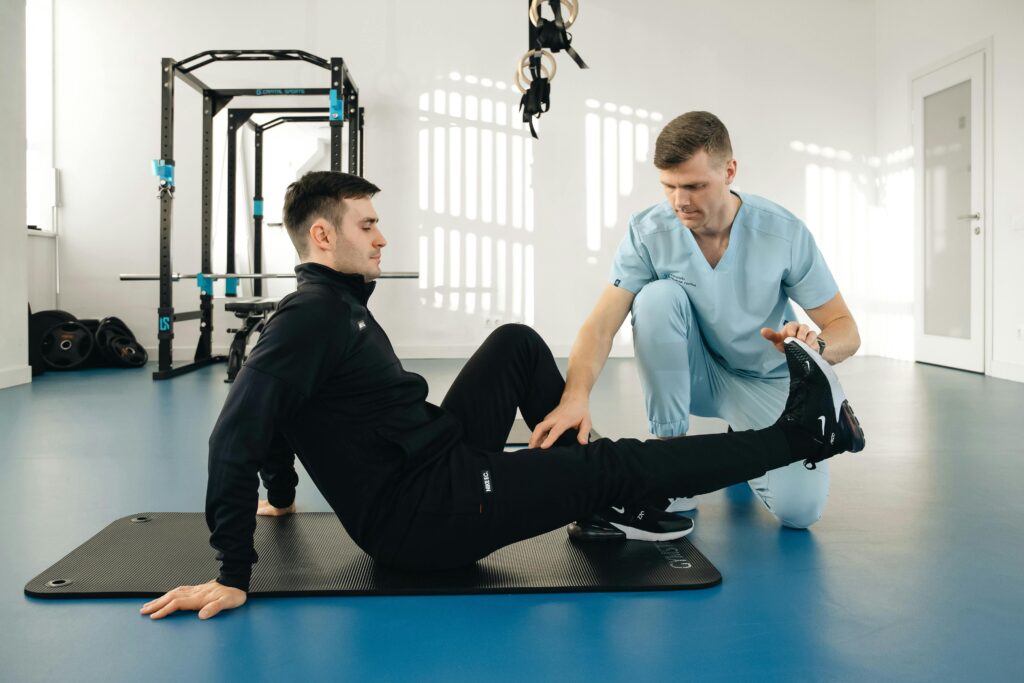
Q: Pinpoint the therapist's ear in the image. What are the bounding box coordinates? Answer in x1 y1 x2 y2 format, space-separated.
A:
724 159 737 184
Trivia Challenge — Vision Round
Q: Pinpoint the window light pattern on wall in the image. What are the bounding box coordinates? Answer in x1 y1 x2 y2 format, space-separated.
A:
789 140 915 361
417 73 535 325
584 99 662 257
583 99 661 347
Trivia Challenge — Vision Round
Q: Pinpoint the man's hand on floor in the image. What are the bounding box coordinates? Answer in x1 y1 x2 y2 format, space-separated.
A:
140 580 246 620
257 500 296 517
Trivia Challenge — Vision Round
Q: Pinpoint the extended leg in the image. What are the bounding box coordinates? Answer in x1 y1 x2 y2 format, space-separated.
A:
381 425 794 569
377 338 864 570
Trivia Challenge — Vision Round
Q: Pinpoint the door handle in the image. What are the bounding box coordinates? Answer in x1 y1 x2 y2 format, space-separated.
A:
957 213 981 220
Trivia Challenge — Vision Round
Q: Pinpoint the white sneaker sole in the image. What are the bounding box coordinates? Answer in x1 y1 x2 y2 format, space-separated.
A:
784 337 846 423
608 522 694 542
665 496 698 513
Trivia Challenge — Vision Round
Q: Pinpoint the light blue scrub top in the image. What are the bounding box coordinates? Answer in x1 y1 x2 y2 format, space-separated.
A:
610 191 838 379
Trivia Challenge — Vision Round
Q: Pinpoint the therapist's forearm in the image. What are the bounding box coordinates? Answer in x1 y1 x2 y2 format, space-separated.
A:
819 316 860 365
563 324 616 401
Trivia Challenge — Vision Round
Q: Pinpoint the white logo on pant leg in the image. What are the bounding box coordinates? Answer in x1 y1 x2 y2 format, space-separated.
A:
481 470 493 493
818 416 826 435
611 506 625 514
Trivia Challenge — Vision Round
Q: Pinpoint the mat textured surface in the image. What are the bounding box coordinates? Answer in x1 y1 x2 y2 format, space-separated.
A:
26 512 719 598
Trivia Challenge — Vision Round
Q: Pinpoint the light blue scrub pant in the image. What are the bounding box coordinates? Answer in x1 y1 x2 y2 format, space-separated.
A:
631 279 829 529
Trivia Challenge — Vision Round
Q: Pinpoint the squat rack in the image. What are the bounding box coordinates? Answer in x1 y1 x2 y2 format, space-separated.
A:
148 50 362 380
226 107 333 297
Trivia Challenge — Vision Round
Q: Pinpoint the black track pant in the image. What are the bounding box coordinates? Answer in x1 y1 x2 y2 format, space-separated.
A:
374 324 798 570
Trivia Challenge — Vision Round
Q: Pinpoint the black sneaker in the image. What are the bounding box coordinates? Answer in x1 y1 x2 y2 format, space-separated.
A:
567 505 694 542
776 337 866 468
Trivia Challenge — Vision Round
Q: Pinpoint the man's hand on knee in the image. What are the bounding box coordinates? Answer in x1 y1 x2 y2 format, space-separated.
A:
761 322 819 354
140 580 247 620
530 399 592 449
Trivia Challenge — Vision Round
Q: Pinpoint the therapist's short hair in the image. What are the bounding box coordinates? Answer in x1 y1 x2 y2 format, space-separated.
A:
654 111 733 169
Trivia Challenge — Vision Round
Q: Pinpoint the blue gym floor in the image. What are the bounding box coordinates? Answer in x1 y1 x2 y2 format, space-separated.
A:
1 356 1022 681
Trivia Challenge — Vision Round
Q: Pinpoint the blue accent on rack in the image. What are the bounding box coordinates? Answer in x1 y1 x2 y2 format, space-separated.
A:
196 274 214 296
225 277 239 296
254 200 264 217
329 89 344 121
151 160 175 186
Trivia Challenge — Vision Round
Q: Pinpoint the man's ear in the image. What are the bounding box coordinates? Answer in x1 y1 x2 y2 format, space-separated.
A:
724 158 738 185
308 219 333 251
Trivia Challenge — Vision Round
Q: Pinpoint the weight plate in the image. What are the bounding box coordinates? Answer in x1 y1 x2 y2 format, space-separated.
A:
40 321 95 370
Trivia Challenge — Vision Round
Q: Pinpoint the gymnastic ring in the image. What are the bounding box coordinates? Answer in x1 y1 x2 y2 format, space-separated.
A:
514 49 557 94
529 0 578 29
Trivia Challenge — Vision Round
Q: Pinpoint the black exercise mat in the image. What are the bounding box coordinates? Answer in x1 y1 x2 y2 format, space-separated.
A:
26 512 720 598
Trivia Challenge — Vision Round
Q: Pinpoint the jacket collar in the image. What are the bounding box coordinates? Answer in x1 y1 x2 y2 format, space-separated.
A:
295 262 377 305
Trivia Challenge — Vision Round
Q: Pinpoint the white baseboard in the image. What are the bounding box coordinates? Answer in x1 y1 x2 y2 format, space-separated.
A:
145 345 233 363
989 360 1024 384
0 364 32 390
151 343 639 362
389 343 637 360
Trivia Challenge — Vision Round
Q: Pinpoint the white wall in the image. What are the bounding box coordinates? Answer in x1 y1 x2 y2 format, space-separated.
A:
0 0 32 389
874 0 1024 381
27 232 58 311
50 0 877 359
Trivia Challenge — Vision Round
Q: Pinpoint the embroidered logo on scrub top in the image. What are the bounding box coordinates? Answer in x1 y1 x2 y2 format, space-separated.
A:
356 320 367 331
670 274 698 288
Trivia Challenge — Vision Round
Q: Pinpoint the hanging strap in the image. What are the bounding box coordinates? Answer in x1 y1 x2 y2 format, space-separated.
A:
519 0 587 138
517 51 554 139
533 0 588 69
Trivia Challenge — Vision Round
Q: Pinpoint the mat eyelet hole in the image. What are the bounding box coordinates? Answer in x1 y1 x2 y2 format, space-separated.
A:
47 579 71 588
130 516 151 523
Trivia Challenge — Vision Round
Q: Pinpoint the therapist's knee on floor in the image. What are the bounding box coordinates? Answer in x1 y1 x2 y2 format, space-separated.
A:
767 488 828 530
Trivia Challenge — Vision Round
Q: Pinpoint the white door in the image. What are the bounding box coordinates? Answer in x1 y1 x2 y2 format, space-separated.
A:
912 51 986 372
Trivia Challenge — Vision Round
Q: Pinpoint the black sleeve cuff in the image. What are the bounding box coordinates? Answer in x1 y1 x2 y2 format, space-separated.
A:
216 572 251 593
267 488 296 510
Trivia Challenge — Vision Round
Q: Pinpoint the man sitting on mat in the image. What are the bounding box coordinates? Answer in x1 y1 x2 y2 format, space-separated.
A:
141 171 865 620
533 111 861 536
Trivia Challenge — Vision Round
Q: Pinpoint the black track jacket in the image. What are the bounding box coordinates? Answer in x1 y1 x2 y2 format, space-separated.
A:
206 263 462 590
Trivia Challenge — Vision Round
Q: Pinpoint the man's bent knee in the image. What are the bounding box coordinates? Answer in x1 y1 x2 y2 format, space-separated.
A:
488 322 542 346
482 323 549 363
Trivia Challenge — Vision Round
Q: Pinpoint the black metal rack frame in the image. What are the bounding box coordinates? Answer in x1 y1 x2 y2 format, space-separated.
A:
227 108 336 298
153 50 363 379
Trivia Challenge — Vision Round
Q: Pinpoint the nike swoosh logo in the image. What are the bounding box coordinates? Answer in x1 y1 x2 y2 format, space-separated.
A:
804 361 811 373
611 506 625 514
818 416 826 435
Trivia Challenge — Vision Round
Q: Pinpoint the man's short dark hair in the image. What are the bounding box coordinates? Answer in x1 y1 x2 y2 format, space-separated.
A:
282 171 381 257
653 111 733 169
